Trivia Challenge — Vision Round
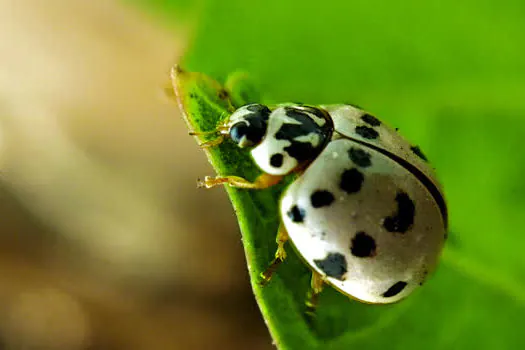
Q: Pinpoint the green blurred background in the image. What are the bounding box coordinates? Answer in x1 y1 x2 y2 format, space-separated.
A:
144 0 525 348
0 0 523 349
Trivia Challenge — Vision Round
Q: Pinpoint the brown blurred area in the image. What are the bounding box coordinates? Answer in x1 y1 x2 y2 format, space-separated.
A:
0 1 271 349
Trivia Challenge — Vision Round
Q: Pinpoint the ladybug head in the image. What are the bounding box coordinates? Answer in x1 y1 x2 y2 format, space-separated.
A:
228 104 271 148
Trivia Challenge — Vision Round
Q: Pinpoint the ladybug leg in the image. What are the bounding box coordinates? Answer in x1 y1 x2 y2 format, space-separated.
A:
198 173 283 190
189 132 225 148
259 223 289 286
187 123 229 148
305 271 325 319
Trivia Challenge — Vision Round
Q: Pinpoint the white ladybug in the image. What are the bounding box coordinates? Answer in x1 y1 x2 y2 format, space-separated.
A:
199 103 447 313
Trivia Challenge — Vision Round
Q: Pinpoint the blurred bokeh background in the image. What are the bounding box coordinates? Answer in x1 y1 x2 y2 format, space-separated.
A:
0 0 524 349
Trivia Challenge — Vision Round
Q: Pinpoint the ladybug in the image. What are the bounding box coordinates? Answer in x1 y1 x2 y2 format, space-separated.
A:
196 102 447 314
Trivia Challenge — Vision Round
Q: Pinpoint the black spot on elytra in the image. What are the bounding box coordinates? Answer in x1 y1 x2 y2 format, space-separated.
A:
350 232 377 258
287 205 305 223
355 125 379 139
383 192 415 233
340 168 364 194
444 232 449 240
311 190 335 208
410 145 428 162
314 253 347 280
382 281 407 297
361 114 381 127
270 153 284 168
348 147 372 168
356 135 447 229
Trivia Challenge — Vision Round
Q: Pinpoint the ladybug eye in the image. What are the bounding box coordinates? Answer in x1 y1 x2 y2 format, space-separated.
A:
228 104 270 148
230 121 259 147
